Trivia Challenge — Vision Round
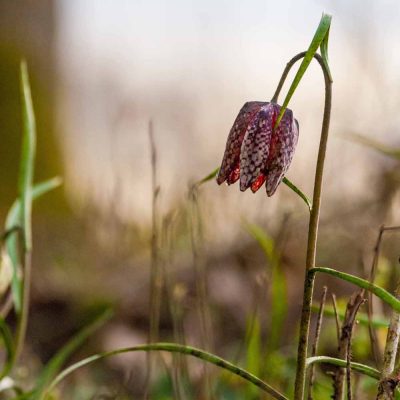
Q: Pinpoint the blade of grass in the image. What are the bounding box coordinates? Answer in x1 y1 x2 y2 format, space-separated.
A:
13 61 37 367
41 343 289 400
5 177 62 313
310 267 400 312
245 313 262 399
32 307 113 400
273 13 332 129
19 60 36 253
306 356 380 380
244 223 287 353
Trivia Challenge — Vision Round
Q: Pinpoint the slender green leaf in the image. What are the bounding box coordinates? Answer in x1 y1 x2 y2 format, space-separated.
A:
311 304 389 329
42 343 288 400
306 356 379 380
275 13 332 129
245 224 287 352
244 313 262 398
245 223 275 260
32 307 113 400
282 177 312 212
269 263 287 352
319 24 332 81
5 177 62 313
245 314 261 376
19 60 36 252
311 267 400 312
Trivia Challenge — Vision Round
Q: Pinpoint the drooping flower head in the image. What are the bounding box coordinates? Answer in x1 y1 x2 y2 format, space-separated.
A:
217 102 299 196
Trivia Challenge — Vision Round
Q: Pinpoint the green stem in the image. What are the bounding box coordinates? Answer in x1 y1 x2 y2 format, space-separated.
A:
42 343 288 400
272 52 332 400
271 52 307 103
13 251 31 365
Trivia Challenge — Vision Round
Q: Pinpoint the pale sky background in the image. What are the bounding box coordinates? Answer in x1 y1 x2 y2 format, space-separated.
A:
54 0 400 238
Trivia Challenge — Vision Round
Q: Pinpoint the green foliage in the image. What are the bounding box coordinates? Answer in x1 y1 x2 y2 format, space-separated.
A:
18 60 36 253
5 178 62 313
245 223 288 353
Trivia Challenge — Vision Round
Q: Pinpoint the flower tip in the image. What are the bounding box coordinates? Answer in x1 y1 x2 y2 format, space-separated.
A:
216 175 225 185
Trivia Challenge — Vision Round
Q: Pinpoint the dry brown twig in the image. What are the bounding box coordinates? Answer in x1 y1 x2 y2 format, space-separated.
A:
332 290 365 400
307 286 327 400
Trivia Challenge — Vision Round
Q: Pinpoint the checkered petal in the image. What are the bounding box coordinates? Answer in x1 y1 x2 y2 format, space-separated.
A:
265 109 299 196
239 103 277 191
217 101 267 185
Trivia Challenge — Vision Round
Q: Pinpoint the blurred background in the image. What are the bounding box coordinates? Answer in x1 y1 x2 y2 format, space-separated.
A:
0 0 399 398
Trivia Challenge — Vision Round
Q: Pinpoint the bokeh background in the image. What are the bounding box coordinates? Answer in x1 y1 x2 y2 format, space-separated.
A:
0 0 399 398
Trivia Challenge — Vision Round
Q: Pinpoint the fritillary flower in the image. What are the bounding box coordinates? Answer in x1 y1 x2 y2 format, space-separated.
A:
217 101 299 196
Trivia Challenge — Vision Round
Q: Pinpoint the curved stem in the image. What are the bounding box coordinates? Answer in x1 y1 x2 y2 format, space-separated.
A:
271 52 307 103
42 343 289 400
298 53 332 400
272 51 332 400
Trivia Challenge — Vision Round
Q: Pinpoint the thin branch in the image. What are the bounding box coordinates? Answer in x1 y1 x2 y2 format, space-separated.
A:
332 291 365 400
331 294 341 344
377 279 400 399
145 120 163 397
307 286 327 400
368 225 400 368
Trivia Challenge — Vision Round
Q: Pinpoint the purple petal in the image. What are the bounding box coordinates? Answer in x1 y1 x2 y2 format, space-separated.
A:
217 101 267 185
265 109 299 196
239 104 276 191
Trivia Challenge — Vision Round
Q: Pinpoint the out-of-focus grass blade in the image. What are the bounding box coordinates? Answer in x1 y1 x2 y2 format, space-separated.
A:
32 307 113 400
311 304 388 329
245 315 261 376
282 177 312 212
196 167 220 186
245 223 275 260
245 314 261 398
5 177 62 313
244 223 287 353
275 13 332 129
0 318 15 379
311 267 400 312
344 132 400 160
19 60 36 253
269 260 287 352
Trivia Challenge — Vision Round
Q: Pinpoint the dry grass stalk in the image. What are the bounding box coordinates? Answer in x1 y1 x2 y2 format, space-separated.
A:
307 286 327 400
332 291 365 400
